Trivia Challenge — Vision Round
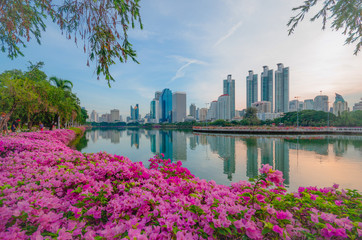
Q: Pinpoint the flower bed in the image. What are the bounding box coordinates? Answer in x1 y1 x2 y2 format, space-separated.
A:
0 129 361 239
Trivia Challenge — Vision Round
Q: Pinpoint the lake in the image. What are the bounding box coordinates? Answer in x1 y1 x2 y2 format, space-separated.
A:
76 128 362 192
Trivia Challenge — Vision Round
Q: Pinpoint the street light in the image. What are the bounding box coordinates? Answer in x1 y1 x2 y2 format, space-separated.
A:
294 96 300 129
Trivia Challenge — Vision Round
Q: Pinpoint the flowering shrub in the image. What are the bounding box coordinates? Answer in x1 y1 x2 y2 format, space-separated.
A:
0 129 361 239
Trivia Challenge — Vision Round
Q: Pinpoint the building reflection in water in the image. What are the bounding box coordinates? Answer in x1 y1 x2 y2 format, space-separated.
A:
81 129 362 188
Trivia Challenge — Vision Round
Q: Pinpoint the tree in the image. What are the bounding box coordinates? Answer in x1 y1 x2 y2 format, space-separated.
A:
0 0 143 85
288 0 361 55
49 76 73 91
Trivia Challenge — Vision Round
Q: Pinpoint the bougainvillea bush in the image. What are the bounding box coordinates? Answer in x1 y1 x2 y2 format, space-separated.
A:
0 129 361 239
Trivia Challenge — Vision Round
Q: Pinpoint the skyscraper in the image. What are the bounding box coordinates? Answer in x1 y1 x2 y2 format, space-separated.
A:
189 103 196 118
217 94 231 120
130 104 139 121
160 89 172 123
314 95 329 112
261 66 274 112
110 109 120 122
304 99 314 110
275 63 289 113
223 74 235 119
150 99 159 123
206 101 218 121
172 92 186 123
246 70 258 108
333 93 348 115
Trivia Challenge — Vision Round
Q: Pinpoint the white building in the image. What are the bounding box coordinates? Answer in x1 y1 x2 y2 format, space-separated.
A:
333 93 348 115
257 112 283 121
217 94 231 120
90 110 98 122
207 101 218 121
304 99 314 110
199 108 208 121
353 98 362 111
110 109 120 122
251 101 271 113
314 95 329 112
172 92 186 123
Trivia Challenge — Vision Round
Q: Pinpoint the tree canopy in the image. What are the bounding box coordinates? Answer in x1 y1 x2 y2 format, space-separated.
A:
288 0 362 55
0 0 142 85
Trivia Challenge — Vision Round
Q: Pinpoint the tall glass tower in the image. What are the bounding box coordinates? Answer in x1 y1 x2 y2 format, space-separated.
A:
261 66 274 112
160 88 172 123
223 74 235 119
275 63 289 113
246 70 258 108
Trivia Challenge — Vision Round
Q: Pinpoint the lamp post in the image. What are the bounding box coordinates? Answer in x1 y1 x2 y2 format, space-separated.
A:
294 96 300 129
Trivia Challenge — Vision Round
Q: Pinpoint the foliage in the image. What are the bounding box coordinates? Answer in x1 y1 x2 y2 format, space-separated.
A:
0 129 361 239
0 64 84 129
288 0 362 55
49 76 73 91
0 0 143 85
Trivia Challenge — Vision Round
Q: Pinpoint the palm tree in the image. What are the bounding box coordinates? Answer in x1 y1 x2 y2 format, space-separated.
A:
49 76 73 91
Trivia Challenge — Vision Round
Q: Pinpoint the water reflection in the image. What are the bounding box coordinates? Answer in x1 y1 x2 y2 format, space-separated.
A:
79 129 362 191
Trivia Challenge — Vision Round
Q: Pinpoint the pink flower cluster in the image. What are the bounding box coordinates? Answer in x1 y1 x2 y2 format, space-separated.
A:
0 129 361 239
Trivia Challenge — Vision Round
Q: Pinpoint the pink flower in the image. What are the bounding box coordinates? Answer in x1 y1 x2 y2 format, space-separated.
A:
272 225 284 237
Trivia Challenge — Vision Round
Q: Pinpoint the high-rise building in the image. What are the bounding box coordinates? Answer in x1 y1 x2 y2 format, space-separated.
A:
304 99 314 110
189 103 196 118
251 101 272 113
223 74 235 119
90 110 98 122
199 108 208 121
261 66 273 112
246 70 258 108
155 91 162 100
130 104 139 121
217 94 231 120
150 99 160 123
333 93 348 115
353 98 362 111
172 92 186 123
207 101 218 121
110 109 120 122
314 95 329 112
288 100 299 112
275 63 289 113
160 89 172 123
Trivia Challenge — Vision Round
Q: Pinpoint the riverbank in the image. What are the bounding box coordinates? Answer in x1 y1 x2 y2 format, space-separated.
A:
193 126 362 135
0 129 361 239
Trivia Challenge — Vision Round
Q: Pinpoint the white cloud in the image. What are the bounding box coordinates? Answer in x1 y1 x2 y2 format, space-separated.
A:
168 56 206 83
214 20 243 47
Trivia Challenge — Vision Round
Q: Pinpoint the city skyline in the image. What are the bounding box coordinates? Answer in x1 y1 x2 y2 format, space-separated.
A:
0 0 361 118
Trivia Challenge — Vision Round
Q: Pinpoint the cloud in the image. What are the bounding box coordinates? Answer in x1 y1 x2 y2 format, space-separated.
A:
168 56 206 83
214 20 243 47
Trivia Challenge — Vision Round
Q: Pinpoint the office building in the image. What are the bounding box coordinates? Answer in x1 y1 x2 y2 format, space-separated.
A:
172 92 186 123
150 99 160 123
217 94 231 120
353 98 362 111
289 100 299 112
261 66 274 112
206 101 218 121
130 104 139 121
199 108 208 121
275 63 289 113
333 93 348 115
223 74 235 119
314 95 329 112
189 103 196 118
304 99 314 110
110 109 120 122
246 70 258 108
252 101 272 113
90 110 98 122
160 89 173 123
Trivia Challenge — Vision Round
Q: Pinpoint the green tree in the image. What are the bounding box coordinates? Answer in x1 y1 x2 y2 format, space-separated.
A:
49 76 73 91
243 107 260 125
288 0 362 55
0 0 142 85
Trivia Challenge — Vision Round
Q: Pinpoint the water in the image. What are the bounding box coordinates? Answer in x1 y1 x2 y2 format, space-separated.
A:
76 128 362 192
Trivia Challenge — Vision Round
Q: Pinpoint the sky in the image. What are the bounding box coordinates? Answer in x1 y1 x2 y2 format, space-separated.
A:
0 0 361 118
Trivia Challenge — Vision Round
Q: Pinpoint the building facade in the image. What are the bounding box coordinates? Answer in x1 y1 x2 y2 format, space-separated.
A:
217 94 231 120
189 103 196 118
353 98 362 111
199 108 208 121
314 95 329 112
275 63 289 113
172 92 186 123
110 109 120 122
223 74 235 119
251 101 272 113
160 89 172 123
246 70 258 108
304 99 314 110
207 101 218 121
261 66 273 112
90 110 98 122
333 93 348 115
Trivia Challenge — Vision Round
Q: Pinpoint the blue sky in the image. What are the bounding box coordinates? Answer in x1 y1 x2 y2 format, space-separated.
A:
0 0 361 118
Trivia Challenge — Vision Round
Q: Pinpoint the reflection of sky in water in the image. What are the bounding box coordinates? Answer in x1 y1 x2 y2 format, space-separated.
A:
78 129 362 192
